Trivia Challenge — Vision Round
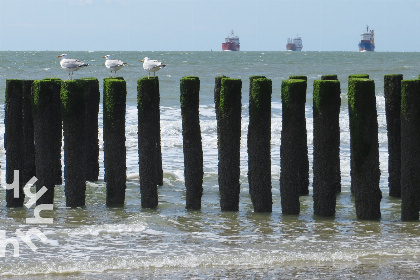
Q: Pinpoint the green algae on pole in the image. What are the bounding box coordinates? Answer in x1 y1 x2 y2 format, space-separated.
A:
218 78 242 211
348 78 382 220
400 79 420 221
248 77 272 212
5 79 35 207
289 75 308 81
103 78 127 206
313 80 341 216
61 80 87 207
280 79 307 214
137 77 160 208
180 76 203 210
80 78 100 182
32 78 62 205
283 76 309 196
214 76 228 123
384 74 403 198
348 74 370 194
287 75 309 196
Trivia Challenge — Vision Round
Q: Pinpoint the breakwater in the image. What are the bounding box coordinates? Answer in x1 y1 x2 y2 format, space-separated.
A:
4 74 420 221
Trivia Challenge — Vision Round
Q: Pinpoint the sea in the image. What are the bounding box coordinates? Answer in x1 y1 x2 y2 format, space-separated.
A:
0 51 419 279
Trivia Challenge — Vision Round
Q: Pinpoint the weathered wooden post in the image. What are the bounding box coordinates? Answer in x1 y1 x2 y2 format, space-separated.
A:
103 78 127 206
384 74 403 198
218 78 242 211
280 79 307 214
61 80 86 207
5 79 35 207
81 78 100 182
287 75 309 196
32 79 62 205
137 77 160 208
180 76 203 210
348 74 369 194
248 76 272 212
313 79 341 216
321 74 338 80
400 79 420 221
348 78 382 220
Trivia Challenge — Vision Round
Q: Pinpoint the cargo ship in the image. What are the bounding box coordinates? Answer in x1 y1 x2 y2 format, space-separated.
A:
286 36 303 51
358 26 375 52
222 30 240 51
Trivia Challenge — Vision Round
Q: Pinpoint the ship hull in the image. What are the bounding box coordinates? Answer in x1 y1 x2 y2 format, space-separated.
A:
286 43 302 51
222 42 240 51
358 42 375 52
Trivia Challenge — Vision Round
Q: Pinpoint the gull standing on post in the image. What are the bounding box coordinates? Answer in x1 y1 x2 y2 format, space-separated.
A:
57 54 89 80
141 57 166 78
102 55 128 76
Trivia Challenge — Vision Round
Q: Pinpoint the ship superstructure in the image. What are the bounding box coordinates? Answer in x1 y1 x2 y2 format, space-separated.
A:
358 26 375 52
222 30 240 51
286 36 303 51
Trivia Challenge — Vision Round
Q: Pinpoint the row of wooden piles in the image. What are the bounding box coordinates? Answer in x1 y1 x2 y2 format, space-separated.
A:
4 74 420 221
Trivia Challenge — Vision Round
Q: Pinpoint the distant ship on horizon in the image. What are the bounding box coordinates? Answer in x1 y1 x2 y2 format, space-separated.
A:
358 26 375 52
222 30 240 51
286 36 303 51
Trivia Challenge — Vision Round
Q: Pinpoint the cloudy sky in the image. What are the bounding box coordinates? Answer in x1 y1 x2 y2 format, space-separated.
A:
0 0 419 51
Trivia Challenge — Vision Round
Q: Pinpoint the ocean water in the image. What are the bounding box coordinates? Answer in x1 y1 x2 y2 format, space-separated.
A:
0 51 419 279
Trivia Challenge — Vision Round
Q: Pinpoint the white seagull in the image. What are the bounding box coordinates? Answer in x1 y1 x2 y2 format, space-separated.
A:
141 57 166 78
102 55 128 76
57 54 89 80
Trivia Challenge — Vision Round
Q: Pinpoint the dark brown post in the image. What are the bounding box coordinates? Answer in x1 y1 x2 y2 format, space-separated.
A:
400 79 420 221
248 76 272 212
32 79 62 205
280 79 307 214
384 74 403 198
218 78 242 211
313 79 341 216
180 76 203 210
348 78 381 220
103 78 127 206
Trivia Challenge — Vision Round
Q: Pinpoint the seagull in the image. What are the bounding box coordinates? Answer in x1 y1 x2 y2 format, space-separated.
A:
57 54 89 80
102 55 128 76
141 57 166 78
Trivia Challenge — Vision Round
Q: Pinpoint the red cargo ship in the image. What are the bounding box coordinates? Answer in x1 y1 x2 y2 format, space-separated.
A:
222 30 240 51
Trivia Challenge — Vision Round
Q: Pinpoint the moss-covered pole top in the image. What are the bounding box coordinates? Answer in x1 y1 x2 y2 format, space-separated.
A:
348 78 374 107
251 78 272 109
60 80 85 119
321 75 338 80
313 80 340 115
281 79 307 105
349 74 369 80
289 75 307 81
180 76 200 108
219 78 242 115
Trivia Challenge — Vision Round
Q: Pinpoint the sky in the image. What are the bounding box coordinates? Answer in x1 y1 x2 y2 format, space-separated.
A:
0 0 419 52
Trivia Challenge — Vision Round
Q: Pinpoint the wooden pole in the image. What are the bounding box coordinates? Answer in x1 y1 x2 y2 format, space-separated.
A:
248 76 272 212
180 76 203 210
384 74 403 198
137 77 160 208
280 79 307 214
61 80 86 207
348 78 381 220
218 78 242 211
32 79 62 205
313 79 341 216
400 79 420 221
103 78 127 206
